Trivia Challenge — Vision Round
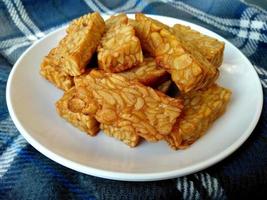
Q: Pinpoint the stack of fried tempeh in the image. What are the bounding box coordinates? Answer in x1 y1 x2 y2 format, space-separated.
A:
40 12 231 150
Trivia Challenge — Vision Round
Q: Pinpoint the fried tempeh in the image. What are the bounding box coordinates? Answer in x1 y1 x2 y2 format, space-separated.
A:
97 14 143 72
41 12 105 81
135 13 219 93
172 24 225 68
105 13 128 30
75 70 183 142
165 84 231 150
56 87 100 136
100 124 141 147
40 48 74 91
119 57 169 86
97 23 143 73
61 12 105 76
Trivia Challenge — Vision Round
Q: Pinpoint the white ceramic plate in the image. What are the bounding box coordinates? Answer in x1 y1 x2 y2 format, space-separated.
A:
6 14 263 181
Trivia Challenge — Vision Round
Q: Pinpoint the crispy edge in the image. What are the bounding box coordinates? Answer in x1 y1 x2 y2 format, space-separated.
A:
40 48 74 91
165 84 231 150
97 23 143 72
75 69 184 142
56 87 100 136
100 124 141 147
61 12 105 76
119 57 169 86
172 24 225 68
105 13 128 30
135 13 219 93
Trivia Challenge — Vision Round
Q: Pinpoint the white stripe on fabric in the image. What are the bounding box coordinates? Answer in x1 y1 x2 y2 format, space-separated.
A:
258 67 267 76
83 0 103 13
93 0 160 13
240 0 267 14
2 41 30 55
177 177 200 200
255 65 267 76
13 0 45 38
254 65 263 75
261 79 267 88
0 135 27 178
195 173 212 197
93 0 140 13
0 117 19 136
177 177 188 199
2 0 37 41
91 0 115 14
83 0 156 16
239 19 266 29
119 0 159 13
250 20 265 29
0 22 68 55
188 179 195 200
0 36 27 49
195 173 226 199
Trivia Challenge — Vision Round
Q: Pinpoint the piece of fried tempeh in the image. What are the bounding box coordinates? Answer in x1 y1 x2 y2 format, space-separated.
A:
172 24 225 68
41 12 105 78
135 13 219 93
61 12 105 76
40 48 74 91
119 57 169 86
97 22 143 73
105 13 128 30
75 70 183 142
100 124 141 147
165 84 231 150
56 87 100 136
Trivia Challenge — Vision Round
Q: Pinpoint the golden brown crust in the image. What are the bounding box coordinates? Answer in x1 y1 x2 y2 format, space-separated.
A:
61 12 105 76
105 13 128 30
40 48 74 91
135 13 219 93
97 23 143 73
119 57 169 86
56 87 100 136
43 13 232 150
75 69 184 142
100 124 141 147
172 24 225 68
41 12 105 82
165 84 231 150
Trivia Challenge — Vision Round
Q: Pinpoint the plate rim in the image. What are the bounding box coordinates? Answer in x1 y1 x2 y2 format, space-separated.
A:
6 14 263 181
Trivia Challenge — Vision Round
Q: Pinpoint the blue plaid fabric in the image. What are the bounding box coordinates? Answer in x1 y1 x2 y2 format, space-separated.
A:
0 0 266 199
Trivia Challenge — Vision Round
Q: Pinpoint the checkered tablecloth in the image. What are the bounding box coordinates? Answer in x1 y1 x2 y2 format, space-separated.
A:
0 0 266 199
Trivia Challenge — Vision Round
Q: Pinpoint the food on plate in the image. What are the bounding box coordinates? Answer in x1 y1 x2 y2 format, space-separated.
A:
100 124 141 147
75 69 184 142
165 84 231 149
172 24 225 68
56 87 100 136
61 12 105 76
97 17 143 72
135 13 219 93
119 57 168 86
105 13 128 30
40 48 74 91
41 12 105 86
40 12 231 149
